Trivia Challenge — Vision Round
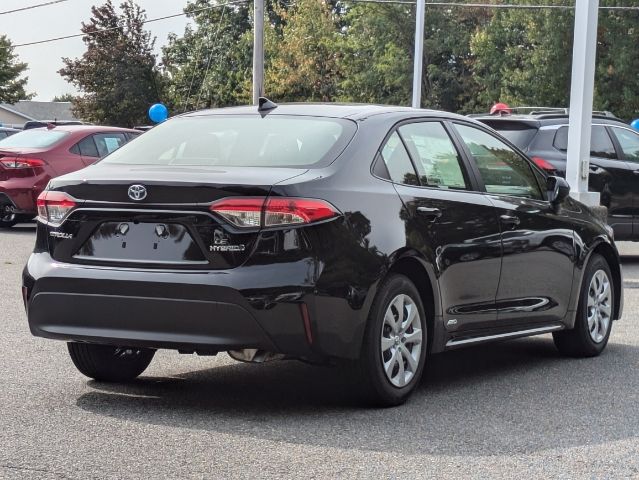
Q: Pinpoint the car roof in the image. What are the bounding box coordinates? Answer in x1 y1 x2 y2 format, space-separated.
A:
27 125 139 134
472 113 628 128
182 103 470 122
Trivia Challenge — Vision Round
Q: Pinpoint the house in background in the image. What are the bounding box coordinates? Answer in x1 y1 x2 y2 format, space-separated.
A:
0 101 80 129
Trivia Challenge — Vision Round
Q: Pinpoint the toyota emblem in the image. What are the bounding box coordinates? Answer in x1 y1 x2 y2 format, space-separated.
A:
128 184 147 201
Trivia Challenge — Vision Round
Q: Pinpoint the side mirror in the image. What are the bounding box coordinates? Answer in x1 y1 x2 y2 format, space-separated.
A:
547 176 570 204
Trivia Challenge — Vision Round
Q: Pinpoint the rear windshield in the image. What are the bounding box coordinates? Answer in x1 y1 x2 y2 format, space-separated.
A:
102 115 357 168
0 129 69 148
481 121 538 149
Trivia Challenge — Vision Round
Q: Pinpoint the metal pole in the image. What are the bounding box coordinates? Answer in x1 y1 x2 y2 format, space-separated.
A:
566 0 600 206
411 0 425 108
252 0 264 105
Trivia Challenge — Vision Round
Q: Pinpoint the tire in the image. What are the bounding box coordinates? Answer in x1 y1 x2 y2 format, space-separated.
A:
553 254 614 357
355 274 428 407
67 342 155 382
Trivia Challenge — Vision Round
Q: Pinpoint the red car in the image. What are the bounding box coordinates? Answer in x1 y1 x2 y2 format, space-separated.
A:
0 125 140 228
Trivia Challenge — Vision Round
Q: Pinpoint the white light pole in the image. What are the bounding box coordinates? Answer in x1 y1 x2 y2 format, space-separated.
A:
252 0 264 105
566 0 600 206
411 0 425 108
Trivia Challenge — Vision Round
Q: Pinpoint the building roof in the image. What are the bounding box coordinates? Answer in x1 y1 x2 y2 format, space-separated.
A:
0 101 79 122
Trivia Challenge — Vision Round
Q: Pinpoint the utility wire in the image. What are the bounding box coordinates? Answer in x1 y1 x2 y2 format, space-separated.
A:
12 0 249 48
0 0 69 16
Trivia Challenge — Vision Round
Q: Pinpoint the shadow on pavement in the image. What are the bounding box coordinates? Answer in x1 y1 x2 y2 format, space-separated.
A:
76 335 639 456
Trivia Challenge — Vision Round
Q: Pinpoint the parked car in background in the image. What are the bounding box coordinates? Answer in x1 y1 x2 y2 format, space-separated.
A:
0 125 141 228
0 127 20 140
473 107 639 240
23 102 622 406
23 120 85 130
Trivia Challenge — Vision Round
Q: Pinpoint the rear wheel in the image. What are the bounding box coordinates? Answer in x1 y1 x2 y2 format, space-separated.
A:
67 343 155 382
0 204 17 228
355 274 428 407
553 254 614 357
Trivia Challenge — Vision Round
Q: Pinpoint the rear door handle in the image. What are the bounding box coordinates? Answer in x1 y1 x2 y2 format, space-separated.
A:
416 206 442 221
500 214 520 226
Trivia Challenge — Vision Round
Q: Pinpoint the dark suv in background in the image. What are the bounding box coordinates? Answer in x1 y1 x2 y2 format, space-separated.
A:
474 108 639 240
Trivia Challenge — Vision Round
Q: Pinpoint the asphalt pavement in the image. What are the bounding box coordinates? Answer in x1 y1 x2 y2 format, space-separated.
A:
1 223 638 479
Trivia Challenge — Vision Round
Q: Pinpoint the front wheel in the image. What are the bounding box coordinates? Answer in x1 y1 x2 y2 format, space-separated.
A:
553 254 614 357
67 343 155 382
355 274 428 407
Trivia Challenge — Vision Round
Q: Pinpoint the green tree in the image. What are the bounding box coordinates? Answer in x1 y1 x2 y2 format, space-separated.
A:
265 0 341 101
59 0 162 126
0 35 33 103
162 1 255 111
470 0 574 111
52 93 76 102
596 1 639 120
338 3 490 112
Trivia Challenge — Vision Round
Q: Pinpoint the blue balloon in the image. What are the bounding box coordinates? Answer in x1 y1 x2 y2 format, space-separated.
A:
148 103 168 123
631 119 639 131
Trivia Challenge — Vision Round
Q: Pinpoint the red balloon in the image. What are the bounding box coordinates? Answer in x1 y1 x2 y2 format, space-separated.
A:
490 102 511 115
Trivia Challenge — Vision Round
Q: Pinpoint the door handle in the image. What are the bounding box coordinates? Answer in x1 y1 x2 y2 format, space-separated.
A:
500 214 520 226
633 170 639 175
416 206 442 221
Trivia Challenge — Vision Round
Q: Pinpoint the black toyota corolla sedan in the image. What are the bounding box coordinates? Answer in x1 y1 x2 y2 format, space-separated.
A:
22 101 623 406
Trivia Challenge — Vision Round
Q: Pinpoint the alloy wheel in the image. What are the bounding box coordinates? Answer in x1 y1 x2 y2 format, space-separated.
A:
380 294 423 388
587 269 612 343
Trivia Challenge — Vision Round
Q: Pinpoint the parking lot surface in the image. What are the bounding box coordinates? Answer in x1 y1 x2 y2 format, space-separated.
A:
1 224 638 479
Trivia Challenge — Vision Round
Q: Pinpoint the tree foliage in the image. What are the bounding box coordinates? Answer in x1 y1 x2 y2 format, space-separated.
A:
59 0 161 127
266 0 341 102
0 35 33 104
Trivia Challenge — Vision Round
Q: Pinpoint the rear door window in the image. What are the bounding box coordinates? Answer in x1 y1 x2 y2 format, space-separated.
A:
397 122 468 189
553 126 617 159
455 124 543 200
379 132 419 186
610 127 639 162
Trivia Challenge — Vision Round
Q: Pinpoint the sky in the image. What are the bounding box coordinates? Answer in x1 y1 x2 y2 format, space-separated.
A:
1 0 192 101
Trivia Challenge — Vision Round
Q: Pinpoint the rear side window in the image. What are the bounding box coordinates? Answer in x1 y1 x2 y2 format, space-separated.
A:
553 126 616 159
102 116 357 168
379 132 418 186
0 132 7 140
482 121 538 149
610 127 639 162
0 129 69 148
455 124 542 200
77 136 99 158
398 122 467 190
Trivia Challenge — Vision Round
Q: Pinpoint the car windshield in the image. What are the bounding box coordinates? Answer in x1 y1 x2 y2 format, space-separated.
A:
0 129 69 148
101 115 357 168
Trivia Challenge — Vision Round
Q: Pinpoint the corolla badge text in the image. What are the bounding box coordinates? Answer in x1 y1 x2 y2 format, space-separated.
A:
49 231 73 239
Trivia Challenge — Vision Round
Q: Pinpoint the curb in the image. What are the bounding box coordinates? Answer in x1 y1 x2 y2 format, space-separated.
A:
623 279 639 289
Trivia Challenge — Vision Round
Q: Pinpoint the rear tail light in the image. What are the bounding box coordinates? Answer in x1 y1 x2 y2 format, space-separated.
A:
0 157 45 169
37 191 77 225
531 156 556 172
210 197 340 229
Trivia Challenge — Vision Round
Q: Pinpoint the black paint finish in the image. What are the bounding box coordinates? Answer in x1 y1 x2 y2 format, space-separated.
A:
23 104 623 362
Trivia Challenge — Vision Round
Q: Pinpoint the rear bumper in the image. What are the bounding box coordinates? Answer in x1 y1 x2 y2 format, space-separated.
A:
0 184 38 214
22 252 368 360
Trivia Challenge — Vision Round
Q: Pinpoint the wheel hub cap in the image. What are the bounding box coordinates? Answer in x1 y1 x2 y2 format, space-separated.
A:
380 294 423 388
1 204 15 223
587 269 611 344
